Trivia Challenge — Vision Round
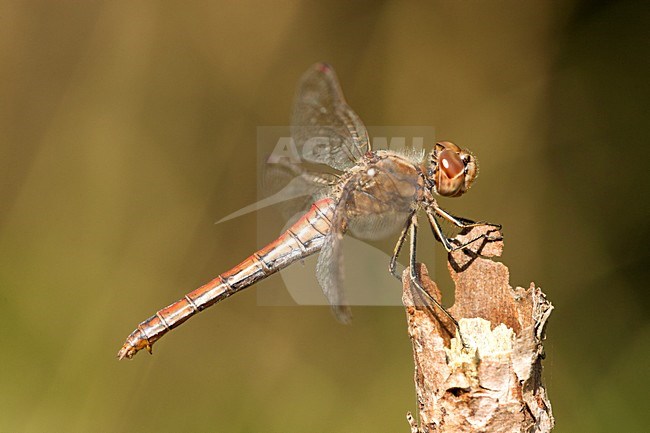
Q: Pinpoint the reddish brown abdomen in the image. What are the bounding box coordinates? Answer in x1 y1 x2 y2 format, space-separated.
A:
118 197 335 359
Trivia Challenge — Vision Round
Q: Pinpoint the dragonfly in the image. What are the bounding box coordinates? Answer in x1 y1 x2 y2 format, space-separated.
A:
118 63 501 360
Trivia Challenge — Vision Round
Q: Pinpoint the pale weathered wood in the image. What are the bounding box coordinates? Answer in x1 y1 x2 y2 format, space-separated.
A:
402 226 554 432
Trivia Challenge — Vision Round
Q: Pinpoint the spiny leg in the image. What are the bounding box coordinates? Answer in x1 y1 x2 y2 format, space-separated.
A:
408 213 467 348
432 202 501 229
426 209 456 252
427 205 502 253
389 210 416 280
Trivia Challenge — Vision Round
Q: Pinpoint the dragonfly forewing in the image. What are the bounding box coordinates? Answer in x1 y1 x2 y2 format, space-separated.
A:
292 63 370 171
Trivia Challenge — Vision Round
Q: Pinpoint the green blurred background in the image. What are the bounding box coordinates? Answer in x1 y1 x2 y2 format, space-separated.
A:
1 1 648 432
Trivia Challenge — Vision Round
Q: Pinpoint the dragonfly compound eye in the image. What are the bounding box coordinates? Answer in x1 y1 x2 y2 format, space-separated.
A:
439 149 464 179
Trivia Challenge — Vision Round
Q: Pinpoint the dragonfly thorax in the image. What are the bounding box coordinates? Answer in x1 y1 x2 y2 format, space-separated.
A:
344 151 425 218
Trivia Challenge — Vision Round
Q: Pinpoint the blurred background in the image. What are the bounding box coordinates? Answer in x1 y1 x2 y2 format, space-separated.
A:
1 1 648 432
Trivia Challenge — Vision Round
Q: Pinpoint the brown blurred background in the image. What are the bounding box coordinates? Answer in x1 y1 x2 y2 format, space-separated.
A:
1 1 648 432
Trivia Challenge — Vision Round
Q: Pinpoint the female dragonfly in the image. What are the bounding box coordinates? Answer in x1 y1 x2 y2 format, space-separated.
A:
118 63 500 359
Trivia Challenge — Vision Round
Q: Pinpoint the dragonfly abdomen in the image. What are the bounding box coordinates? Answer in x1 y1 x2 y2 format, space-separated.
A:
118 197 335 359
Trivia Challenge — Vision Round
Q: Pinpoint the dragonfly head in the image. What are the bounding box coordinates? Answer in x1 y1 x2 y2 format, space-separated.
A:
428 141 478 197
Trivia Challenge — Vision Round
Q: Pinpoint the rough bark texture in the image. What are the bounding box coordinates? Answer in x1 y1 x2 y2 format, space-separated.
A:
402 226 554 433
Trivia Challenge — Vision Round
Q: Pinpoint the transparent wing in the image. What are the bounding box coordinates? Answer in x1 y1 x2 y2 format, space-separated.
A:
218 159 335 224
262 157 338 220
315 186 353 323
264 157 338 196
292 63 370 171
316 228 352 323
347 211 411 241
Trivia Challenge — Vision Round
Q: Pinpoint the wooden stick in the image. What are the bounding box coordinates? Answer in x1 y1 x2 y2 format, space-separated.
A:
402 226 554 432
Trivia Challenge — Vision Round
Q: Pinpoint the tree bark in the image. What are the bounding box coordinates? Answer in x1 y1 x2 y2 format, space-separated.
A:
402 226 554 432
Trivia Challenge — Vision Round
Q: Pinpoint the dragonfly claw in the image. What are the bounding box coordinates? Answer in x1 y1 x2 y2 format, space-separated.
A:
117 328 151 360
117 344 137 360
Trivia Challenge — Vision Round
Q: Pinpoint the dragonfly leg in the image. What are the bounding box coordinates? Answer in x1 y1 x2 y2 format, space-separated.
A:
425 209 456 252
408 213 468 348
389 210 416 280
432 202 502 230
427 205 502 253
